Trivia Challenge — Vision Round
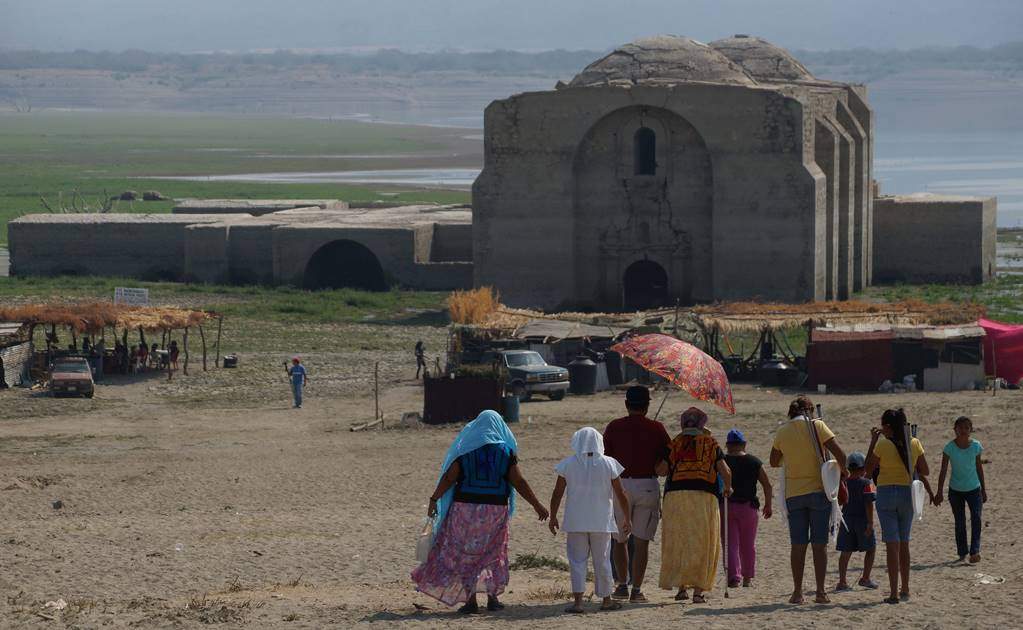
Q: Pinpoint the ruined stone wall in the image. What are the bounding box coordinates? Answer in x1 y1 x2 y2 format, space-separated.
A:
174 200 348 215
184 224 231 283
430 224 473 262
873 195 997 284
474 83 821 310
226 223 278 285
8 214 246 280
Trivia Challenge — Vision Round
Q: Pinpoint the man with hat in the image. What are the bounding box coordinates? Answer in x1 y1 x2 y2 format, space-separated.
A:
603 385 671 602
723 427 773 588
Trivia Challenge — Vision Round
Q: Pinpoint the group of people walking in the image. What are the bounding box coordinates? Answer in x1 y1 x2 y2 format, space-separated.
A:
412 388 989 614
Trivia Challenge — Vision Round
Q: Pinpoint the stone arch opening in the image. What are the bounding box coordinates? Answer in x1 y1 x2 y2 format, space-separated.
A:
623 259 669 310
304 240 387 291
633 127 657 175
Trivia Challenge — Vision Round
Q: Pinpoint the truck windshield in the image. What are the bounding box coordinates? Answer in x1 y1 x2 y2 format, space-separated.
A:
505 352 545 367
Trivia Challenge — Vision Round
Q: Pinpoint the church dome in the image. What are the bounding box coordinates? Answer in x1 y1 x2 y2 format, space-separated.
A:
709 35 815 83
568 35 758 88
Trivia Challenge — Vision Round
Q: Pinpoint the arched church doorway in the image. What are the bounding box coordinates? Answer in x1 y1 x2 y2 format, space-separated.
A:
623 260 669 310
303 240 387 290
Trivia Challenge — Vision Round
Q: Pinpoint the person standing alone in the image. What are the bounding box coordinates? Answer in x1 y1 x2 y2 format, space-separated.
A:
415 340 427 379
287 357 307 408
602 385 671 603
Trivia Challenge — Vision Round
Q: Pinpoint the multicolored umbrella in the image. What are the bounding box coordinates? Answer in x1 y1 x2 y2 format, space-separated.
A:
611 333 735 414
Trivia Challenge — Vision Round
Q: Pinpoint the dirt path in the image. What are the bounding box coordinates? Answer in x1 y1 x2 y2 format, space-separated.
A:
0 377 1017 628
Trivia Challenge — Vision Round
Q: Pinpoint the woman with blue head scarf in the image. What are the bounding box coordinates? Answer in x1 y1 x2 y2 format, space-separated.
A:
412 410 549 614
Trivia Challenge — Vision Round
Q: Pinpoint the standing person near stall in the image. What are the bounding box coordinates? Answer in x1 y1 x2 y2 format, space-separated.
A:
415 340 427 379
286 357 307 409
603 385 671 603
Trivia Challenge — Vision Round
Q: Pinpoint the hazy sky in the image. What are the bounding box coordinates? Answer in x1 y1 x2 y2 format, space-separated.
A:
2 0 1022 53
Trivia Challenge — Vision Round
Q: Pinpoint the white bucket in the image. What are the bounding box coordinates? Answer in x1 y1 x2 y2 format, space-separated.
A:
817 383 827 394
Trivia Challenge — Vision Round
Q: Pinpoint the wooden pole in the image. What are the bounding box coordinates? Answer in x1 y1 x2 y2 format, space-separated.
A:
183 327 190 376
215 316 223 368
374 361 381 429
199 324 207 371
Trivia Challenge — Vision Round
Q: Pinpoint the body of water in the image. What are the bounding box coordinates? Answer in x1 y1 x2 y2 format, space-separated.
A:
149 168 480 188
875 131 1023 228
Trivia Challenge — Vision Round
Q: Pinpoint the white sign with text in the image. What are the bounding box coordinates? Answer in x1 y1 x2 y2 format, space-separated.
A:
114 287 150 306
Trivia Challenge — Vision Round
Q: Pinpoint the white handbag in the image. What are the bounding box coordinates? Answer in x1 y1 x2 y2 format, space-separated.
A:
415 517 436 563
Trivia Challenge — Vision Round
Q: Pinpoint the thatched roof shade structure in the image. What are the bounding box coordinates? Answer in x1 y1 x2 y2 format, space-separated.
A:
0 303 214 334
691 300 986 335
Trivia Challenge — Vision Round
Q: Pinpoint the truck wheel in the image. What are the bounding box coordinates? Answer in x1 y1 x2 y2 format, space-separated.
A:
548 391 565 401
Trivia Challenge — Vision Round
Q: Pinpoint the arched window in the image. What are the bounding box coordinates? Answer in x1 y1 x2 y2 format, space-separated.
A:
633 127 656 175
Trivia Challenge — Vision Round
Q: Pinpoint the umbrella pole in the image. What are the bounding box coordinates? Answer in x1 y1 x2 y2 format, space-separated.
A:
653 389 671 420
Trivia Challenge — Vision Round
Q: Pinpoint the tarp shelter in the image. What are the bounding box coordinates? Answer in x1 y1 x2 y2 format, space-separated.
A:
980 318 1023 384
807 323 986 391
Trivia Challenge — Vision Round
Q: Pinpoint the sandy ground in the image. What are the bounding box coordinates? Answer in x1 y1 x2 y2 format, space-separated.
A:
0 370 1018 628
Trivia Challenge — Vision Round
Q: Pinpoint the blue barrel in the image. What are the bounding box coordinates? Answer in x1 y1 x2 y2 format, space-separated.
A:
503 393 520 422
568 356 598 395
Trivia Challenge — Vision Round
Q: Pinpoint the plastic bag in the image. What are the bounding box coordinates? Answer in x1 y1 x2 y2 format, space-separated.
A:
821 460 842 502
415 517 436 563
911 479 926 521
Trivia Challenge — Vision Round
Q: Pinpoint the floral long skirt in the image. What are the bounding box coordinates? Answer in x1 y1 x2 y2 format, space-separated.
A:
411 502 510 606
659 490 721 592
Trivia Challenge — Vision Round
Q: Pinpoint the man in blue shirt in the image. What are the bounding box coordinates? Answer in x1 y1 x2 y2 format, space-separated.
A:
287 357 308 408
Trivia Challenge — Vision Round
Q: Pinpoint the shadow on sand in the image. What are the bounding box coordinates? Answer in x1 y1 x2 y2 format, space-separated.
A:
362 600 677 623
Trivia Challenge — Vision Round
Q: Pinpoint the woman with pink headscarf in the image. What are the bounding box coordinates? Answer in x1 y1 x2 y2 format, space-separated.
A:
657 407 732 604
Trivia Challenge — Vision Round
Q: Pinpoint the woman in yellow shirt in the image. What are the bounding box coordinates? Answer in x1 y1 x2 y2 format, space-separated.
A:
863 408 932 605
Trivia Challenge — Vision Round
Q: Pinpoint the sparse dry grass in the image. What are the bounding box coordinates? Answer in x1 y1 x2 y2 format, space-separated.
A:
509 553 570 572
523 584 573 601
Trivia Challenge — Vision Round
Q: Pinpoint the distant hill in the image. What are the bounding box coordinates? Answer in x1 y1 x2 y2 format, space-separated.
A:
1 43 1022 81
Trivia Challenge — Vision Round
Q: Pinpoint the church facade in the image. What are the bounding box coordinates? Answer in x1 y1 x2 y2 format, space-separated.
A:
473 35 875 310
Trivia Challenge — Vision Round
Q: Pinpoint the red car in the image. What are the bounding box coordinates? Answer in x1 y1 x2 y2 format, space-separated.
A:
50 357 95 398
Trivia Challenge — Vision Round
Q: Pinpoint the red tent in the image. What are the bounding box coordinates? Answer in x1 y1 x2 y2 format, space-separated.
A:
980 318 1023 384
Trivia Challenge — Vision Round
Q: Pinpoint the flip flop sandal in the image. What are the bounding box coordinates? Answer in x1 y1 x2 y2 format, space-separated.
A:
884 596 900 605
691 594 708 604
486 600 505 611
600 601 623 611
457 603 481 615
674 591 689 601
